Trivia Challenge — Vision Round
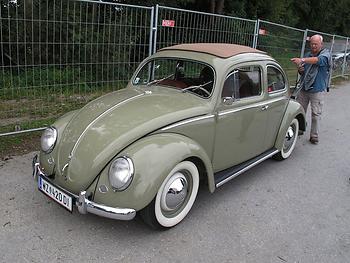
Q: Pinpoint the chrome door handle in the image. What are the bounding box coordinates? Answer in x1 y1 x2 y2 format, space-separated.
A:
261 105 269 111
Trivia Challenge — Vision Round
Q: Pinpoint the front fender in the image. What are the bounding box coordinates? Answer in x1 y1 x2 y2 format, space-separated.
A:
39 110 78 176
92 133 214 211
275 100 306 150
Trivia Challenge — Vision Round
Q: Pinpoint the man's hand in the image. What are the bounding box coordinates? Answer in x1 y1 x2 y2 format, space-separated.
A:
291 58 305 74
298 63 305 74
291 57 303 65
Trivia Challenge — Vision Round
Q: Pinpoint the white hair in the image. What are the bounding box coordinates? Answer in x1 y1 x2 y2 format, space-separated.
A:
311 34 323 43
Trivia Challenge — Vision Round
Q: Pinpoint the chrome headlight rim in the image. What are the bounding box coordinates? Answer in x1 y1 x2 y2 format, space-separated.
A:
108 156 134 192
41 126 58 154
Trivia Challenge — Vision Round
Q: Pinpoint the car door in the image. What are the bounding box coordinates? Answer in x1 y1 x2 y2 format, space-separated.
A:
263 64 289 150
212 64 269 172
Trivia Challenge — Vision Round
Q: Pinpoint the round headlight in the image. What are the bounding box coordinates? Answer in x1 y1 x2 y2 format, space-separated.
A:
41 127 57 153
108 157 134 191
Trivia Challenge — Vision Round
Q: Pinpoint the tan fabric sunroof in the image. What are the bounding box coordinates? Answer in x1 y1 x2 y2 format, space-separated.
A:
159 43 265 58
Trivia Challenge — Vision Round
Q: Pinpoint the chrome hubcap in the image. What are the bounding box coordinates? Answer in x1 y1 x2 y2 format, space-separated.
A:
284 125 295 151
161 172 188 212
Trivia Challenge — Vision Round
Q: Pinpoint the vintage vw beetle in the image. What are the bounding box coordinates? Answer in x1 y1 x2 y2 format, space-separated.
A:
32 43 306 229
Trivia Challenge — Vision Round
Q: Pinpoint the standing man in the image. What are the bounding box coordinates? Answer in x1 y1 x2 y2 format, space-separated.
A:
291 34 331 144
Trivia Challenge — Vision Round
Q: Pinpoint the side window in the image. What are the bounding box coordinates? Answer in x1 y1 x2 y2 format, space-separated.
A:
222 66 262 99
267 66 286 92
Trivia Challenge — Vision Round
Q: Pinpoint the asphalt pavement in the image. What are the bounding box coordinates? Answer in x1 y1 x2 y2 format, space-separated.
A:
1 83 350 263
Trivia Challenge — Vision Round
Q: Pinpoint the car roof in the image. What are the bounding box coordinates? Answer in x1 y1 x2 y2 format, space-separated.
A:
159 43 266 58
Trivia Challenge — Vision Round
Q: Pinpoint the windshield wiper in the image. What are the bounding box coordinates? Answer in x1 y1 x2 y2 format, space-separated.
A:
147 74 174 86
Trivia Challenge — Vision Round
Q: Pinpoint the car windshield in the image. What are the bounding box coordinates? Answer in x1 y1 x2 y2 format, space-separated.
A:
133 58 215 98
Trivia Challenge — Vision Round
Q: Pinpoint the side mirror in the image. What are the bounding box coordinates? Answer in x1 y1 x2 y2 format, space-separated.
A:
222 97 234 105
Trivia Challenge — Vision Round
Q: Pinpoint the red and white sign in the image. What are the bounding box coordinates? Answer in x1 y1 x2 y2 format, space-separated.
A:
259 28 267 35
162 20 175 27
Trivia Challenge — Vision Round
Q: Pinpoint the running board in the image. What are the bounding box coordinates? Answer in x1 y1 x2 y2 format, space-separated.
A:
214 148 279 188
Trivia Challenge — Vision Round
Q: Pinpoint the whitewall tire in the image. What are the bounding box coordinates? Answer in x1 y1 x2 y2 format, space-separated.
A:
140 161 199 229
274 118 299 161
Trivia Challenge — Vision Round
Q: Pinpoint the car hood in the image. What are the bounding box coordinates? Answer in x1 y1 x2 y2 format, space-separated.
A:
56 87 210 192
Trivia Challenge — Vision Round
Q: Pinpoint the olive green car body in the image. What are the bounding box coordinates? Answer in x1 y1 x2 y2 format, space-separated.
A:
35 45 306 222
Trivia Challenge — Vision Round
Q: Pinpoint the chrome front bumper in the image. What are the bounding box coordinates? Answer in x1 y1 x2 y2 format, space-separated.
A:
32 155 136 221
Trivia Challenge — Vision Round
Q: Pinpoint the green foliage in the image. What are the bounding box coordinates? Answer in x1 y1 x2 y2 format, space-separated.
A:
0 67 128 99
123 0 350 36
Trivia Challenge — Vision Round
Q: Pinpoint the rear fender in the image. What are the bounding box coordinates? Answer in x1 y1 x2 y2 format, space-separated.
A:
275 100 306 150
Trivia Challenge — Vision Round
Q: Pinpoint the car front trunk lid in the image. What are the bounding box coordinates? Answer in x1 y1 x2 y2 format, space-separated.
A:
54 87 209 193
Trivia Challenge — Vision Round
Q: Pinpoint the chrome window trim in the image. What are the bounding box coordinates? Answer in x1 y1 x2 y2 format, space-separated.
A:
222 65 264 100
268 89 286 95
224 69 239 82
161 114 215 131
218 97 287 117
132 57 216 99
266 64 288 94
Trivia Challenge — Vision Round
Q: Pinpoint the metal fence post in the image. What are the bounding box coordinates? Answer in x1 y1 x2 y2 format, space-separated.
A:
252 19 260 48
152 4 159 54
300 29 308 58
342 37 349 77
328 35 335 87
148 6 155 56
330 35 335 54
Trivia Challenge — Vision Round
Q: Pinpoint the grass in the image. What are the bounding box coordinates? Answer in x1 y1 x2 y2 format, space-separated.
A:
329 75 349 86
0 131 41 160
0 67 129 134
0 117 57 134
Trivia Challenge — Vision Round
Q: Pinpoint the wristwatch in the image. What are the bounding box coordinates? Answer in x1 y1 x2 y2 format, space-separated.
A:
301 58 305 64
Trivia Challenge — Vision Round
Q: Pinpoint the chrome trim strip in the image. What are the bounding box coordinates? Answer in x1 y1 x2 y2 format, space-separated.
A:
70 94 144 157
161 114 215 131
216 149 279 188
32 156 136 221
61 163 69 174
218 97 287 117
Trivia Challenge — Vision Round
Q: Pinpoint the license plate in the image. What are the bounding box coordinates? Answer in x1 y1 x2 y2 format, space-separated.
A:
38 176 73 212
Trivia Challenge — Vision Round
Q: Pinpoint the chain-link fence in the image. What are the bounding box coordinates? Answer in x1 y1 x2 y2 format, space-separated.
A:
256 20 306 86
154 5 256 52
1 0 350 136
0 0 153 135
331 35 349 78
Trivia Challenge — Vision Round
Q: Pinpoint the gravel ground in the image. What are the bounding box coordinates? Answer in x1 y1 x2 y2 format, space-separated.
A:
1 83 350 263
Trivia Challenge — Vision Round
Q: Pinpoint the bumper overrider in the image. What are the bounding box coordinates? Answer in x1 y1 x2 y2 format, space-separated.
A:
32 155 136 221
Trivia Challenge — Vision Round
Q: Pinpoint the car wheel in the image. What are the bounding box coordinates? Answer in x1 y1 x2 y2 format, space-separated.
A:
140 161 199 229
273 118 299 161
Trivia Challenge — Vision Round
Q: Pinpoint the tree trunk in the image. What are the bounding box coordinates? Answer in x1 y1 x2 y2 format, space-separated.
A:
215 0 225 14
209 0 215 13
